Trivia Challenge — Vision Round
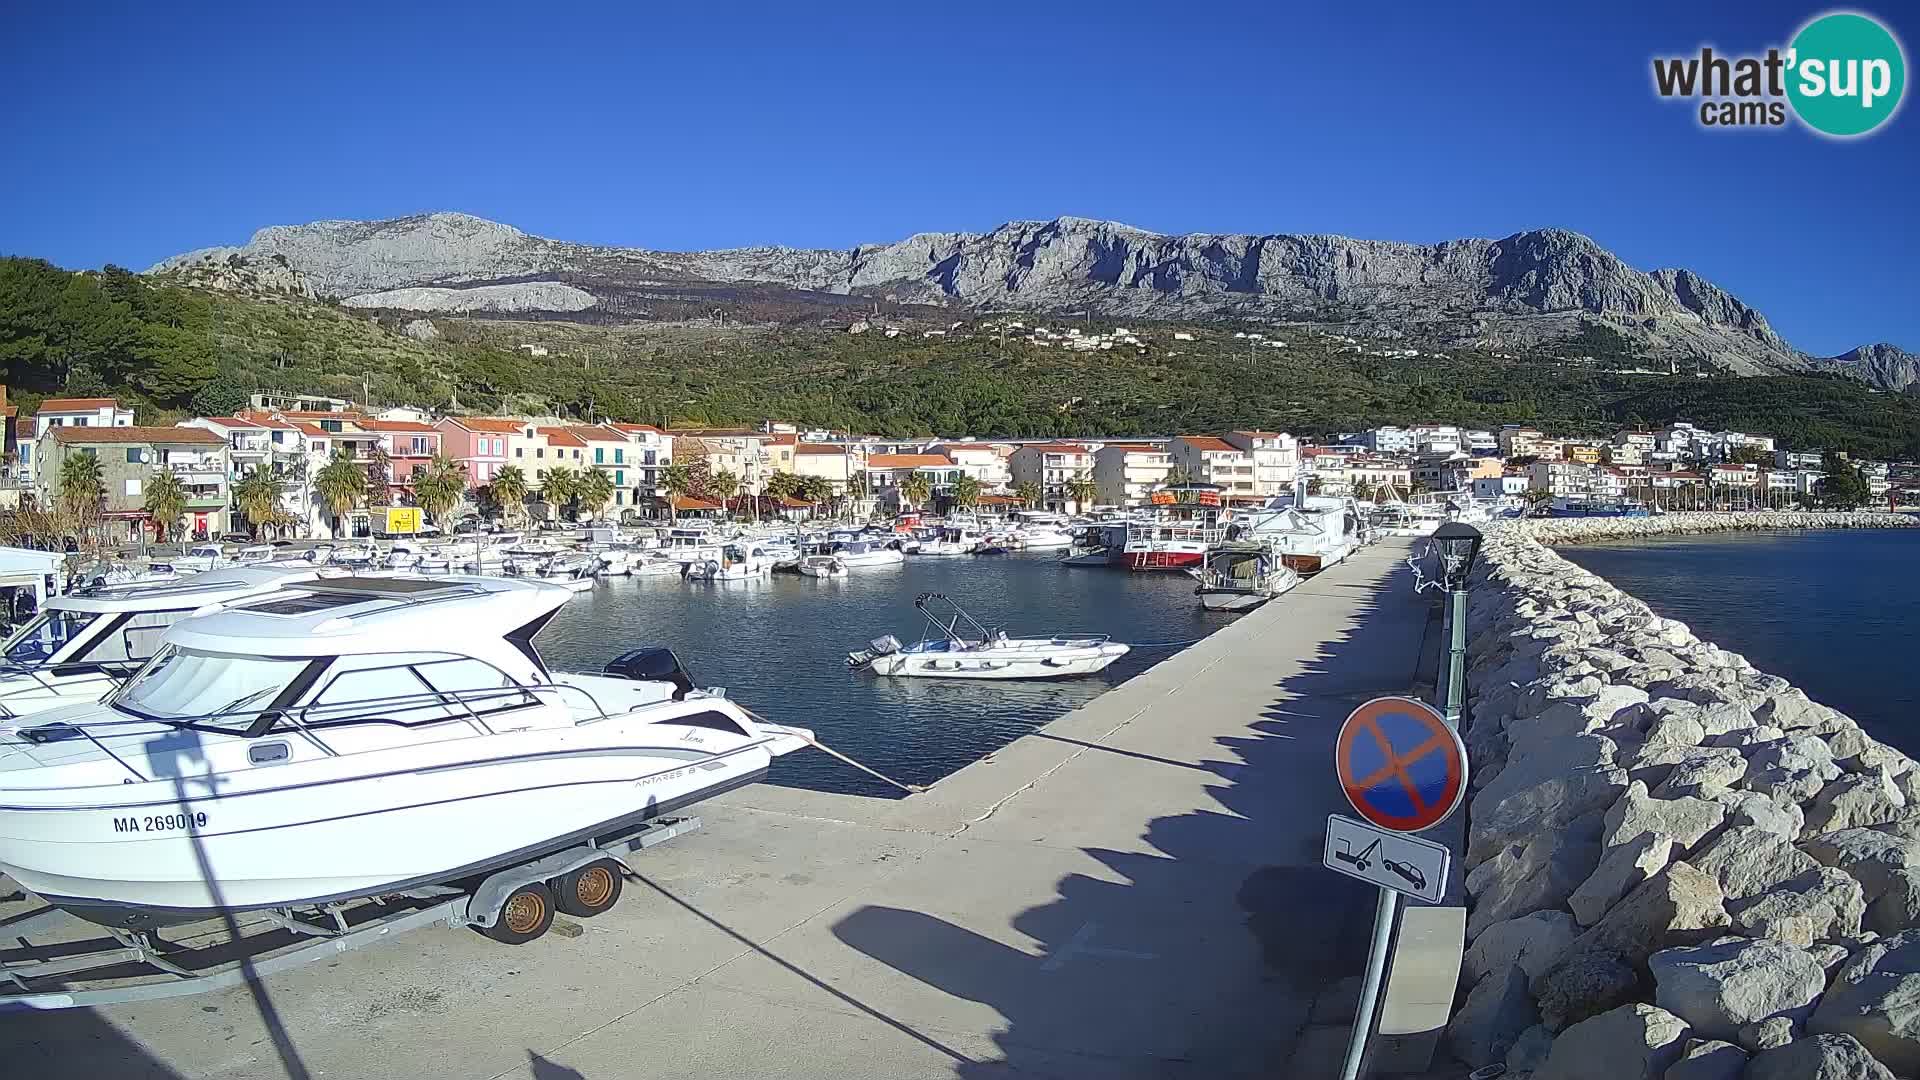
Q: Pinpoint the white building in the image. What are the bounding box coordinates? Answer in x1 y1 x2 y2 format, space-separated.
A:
1222 430 1298 496
1008 443 1097 511
1472 475 1530 499
1092 443 1173 507
1168 436 1255 499
1361 426 1415 454
1528 460 1596 497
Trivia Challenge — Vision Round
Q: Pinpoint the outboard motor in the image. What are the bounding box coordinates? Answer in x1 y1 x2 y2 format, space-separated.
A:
603 646 697 700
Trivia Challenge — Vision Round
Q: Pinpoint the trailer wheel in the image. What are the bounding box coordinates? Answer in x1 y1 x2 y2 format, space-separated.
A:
554 859 623 917
483 882 556 944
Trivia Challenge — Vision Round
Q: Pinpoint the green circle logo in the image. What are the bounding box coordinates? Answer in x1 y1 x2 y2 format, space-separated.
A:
1787 12 1906 136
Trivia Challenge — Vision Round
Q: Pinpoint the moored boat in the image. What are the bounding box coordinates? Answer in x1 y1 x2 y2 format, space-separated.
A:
1189 542 1300 612
847 593 1128 679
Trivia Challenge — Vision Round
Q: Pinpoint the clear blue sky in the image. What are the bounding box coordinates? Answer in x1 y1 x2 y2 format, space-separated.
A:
1 2 1913 356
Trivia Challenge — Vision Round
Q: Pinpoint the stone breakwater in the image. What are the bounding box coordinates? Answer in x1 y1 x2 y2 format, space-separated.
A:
1505 509 1917 546
1444 519 1920 1080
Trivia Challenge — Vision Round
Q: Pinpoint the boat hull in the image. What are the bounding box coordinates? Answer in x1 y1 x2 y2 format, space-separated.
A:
867 643 1128 680
0 731 784 927
1198 589 1273 612
1124 548 1204 571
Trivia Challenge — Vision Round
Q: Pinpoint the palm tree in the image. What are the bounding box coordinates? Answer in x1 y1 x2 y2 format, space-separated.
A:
412 454 468 526
314 448 368 538
538 467 581 521
576 468 614 522
1163 465 1193 488
660 462 693 524
59 452 104 520
1065 470 1097 514
232 465 288 538
710 469 740 517
951 473 982 510
1014 480 1042 509
142 468 187 543
490 465 528 525
897 471 932 513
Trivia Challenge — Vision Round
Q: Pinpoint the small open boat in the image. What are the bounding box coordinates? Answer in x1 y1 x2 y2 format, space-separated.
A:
847 593 1128 679
1189 541 1299 612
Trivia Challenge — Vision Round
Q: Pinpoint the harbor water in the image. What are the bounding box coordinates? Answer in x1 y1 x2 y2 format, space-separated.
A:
1561 528 1920 756
537 553 1229 797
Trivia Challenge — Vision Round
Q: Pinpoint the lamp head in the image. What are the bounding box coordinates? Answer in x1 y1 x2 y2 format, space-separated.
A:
1431 522 1483 588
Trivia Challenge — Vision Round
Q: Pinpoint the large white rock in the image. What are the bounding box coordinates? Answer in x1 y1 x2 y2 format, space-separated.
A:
1469 736 1628 866
1602 781 1726 855
1649 938 1827 1041
1662 1038 1746 1080
1691 825 1821 901
1569 834 1674 926
1533 1003 1689 1080
1467 815 1605 938
1866 866 1920 937
1804 771 1907 836
1655 747 1748 800
1729 867 1866 946
1808 929 1920 1074
1712 790 1802 842
1746 1033 1896 1080
1465 910 1583 984
1447 964 1537 1068
1534 862 1730 1030
1802 828 1920 905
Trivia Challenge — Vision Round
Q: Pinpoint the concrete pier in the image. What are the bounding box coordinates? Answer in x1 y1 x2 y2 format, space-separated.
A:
1 542 1433 1080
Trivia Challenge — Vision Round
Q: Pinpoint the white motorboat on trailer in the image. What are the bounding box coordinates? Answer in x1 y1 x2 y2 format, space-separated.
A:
0 566 338 723
0 575 812 929
1189 542 1300 612
847 593 1129 680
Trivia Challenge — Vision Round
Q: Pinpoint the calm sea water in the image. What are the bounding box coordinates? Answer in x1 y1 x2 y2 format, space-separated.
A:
1561 530 1920 755
535 553 1227 797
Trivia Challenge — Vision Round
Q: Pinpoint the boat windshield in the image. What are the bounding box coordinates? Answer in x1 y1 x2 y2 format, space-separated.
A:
2 610 101 665
112 646 312 731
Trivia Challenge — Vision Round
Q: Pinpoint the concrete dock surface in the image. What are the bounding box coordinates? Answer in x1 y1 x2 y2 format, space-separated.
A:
1 541 1432 1079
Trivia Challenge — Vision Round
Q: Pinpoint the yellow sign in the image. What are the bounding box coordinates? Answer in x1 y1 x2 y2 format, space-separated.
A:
376 506 423 534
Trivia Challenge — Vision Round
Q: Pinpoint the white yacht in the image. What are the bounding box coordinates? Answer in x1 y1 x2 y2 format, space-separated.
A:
918 526 984 556
0 575 812 928
847 594 1129 680
1232 492 1361 575
1189 542 1300 612
1009 511 1074 551
830 539 905 568
797 554 849 578
0 566 335 724
684 543 776 581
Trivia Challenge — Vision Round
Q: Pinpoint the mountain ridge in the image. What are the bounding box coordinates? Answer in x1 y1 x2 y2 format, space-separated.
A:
152 211 1860 378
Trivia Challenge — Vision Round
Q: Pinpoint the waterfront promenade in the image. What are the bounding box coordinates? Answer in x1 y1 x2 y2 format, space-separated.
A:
1 541 1431 1080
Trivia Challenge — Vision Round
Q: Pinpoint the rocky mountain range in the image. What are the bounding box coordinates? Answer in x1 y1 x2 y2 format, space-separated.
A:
151 212 1904 382
1805 343 1920 392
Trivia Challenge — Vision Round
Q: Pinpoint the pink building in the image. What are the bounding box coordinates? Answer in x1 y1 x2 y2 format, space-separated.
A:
435 416 518 486
358 420 441 492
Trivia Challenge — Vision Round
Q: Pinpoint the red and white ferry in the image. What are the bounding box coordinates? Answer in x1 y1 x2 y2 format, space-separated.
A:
1123 485 1233 571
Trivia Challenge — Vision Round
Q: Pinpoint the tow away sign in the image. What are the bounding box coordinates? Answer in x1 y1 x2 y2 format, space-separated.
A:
1322 814 1450 904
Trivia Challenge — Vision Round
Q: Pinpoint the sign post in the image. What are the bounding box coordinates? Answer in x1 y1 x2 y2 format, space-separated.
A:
1328 695 1468 1080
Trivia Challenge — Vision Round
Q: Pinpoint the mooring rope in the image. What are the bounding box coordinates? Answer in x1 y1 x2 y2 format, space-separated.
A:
741 706 928 794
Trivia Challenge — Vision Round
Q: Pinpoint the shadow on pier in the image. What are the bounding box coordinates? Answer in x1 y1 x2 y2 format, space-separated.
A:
833 554 1441 1076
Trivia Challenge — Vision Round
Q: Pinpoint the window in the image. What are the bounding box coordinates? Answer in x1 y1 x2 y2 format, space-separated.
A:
536 448 545 459
594 448 604 464
613 448 624 464
74 417 89 427
125 448 142 463
123 477 141 497
4 610 101 663
85 611 182 664
114 647 313 730
516 447 524 458
614 470 624 486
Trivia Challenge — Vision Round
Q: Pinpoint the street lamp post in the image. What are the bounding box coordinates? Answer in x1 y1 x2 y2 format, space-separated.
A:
1431 522 1484 730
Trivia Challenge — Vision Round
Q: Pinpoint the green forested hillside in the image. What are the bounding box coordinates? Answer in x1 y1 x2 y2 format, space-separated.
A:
4 255 1919 459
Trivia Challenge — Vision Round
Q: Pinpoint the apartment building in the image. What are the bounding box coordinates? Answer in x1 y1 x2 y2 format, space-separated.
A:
930 443 1012 490
38 426 231 542
1167 436 1254 500
1528 460 1596 497
435 417 519 486
1498 425 1550 458
1222 430 1298 495
1008 442 1096 510
180 415 316 532
604 423 674 501
1092 443 1173 507
358 420 442 495
864 452 954 511
792 442 858 496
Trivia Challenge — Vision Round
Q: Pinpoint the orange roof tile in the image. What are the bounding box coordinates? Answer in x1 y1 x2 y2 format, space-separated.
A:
867 453 951 469
37 397 122 412
608 422 664 435
1177 436 1237 452
1022 441 1090 454
359 420 439 433
794 443 848 455
537 428 589 448
565 426 629 442
671 495 723 511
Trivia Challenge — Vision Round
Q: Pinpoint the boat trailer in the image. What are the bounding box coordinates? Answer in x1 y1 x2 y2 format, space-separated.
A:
0 816 703 1010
